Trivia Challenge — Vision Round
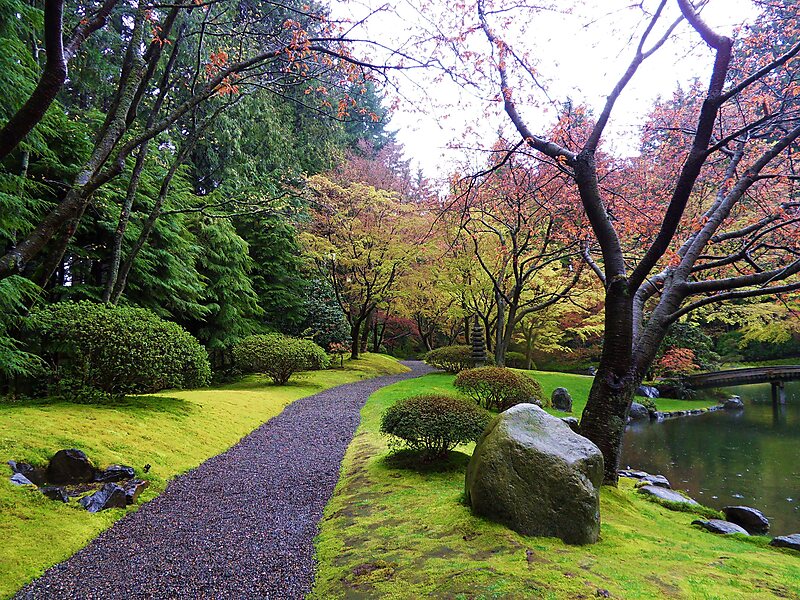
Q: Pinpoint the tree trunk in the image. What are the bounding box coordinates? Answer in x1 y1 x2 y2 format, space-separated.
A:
495 292 506 366
350 322 361 359
578 278 635 485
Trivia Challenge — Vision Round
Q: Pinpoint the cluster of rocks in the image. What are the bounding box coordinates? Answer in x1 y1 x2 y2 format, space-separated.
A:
8 449 148 512
620 469 800 552
550 386 738 425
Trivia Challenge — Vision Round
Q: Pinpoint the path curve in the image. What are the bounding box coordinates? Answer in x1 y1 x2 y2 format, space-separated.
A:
17 360 434 599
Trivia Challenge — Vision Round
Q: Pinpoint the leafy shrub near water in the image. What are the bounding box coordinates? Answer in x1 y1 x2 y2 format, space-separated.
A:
25 301 210 400
454 366 546 411
380 394 492 459
423 345 494 373
233 333 329 384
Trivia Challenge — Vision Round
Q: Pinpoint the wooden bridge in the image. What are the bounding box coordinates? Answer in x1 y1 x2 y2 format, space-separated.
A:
684 365 800 405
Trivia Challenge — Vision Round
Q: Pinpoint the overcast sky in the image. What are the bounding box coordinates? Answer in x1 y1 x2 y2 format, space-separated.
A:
331 0 759 183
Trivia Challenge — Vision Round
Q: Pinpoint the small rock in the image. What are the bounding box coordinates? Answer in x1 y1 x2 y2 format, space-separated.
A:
123 479 149 505
637 485 699 506
634 474 671 489
770 534 800 551
723 506 769 535
561 417 580 433
587 367 597 376
10 473 34 486
8 461 46 486
692 519 749 535
618 469 650 479
628 402 650 421
46 449 96 484
40 486 69 503
636 385 660 398
94 465 135 483
551 388 573 412
723 397 744 410
79 483 127 513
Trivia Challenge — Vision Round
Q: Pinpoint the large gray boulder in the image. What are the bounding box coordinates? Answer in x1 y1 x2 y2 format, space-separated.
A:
551 388 573 412
465 404 603 545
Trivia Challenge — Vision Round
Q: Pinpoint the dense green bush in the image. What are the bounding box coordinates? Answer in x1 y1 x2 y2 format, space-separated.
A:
454 366 546 411
504 351 528 369
380 394 492 459
232 333 329 384
423 345 494 373
25 301 210 400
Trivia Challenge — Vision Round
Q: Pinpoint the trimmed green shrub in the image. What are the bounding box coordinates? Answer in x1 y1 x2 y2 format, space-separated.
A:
424 345 495 373
504 351 528 368
454 366 546 411
25 301 210 400
232 333 329 384
380 394 492 459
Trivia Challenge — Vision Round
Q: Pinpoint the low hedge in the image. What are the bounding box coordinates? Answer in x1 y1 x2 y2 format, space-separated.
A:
380 394 492 459
232 333 329 384
424 345 495 373
454 366 546 411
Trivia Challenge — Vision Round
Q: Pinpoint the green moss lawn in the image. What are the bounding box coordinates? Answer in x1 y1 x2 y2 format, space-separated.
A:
0 353 408 599
313 372 800 599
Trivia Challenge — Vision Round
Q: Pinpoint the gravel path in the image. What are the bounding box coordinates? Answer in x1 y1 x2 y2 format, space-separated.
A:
17 360 433 599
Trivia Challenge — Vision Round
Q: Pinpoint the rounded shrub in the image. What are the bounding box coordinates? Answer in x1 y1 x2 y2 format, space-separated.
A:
423 345 495 373
504 351 528 369
380 394 492 459
232 333 329 384
25 301 210 400
454 366 546 411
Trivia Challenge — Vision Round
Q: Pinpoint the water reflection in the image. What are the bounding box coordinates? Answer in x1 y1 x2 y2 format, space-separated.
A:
621 380 800 535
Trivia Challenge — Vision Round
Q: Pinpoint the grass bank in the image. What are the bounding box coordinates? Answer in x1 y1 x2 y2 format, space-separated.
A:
313 372 800 599
0 353 408 599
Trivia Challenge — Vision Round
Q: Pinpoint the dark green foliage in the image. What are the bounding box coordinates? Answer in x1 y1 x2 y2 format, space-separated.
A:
24 301 210 400
232 333 330 384
637 397 657 412
0 276 42 379
454 366 546 411
236 215 307 332
380 394 492 459
504 351 527 368
296 278 351 349
424 345 495 373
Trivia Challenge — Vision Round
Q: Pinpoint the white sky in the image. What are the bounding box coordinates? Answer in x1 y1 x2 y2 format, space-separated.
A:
331 0 759 183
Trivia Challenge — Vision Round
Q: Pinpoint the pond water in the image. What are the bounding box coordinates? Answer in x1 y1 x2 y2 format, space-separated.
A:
621 380 800 536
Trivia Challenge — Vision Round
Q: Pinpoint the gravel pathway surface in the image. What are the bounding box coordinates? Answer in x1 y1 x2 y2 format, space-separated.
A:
17 361 433 599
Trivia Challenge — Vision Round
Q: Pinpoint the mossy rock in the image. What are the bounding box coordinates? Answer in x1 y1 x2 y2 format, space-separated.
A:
465 404 603 545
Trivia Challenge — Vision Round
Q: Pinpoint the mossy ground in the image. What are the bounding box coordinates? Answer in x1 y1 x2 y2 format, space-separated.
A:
312 372 800 599
0 354 408 599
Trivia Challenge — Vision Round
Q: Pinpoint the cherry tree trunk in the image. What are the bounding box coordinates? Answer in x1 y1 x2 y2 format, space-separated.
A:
578 278 637 485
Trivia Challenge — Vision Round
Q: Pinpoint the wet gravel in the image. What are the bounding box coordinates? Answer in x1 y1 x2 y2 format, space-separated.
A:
16 361 433 599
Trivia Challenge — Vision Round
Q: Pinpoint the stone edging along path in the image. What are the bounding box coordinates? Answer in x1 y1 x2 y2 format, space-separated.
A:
16 360 434 600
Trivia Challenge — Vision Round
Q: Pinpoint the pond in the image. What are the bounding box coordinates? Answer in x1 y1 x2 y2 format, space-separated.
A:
621 380 800 536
